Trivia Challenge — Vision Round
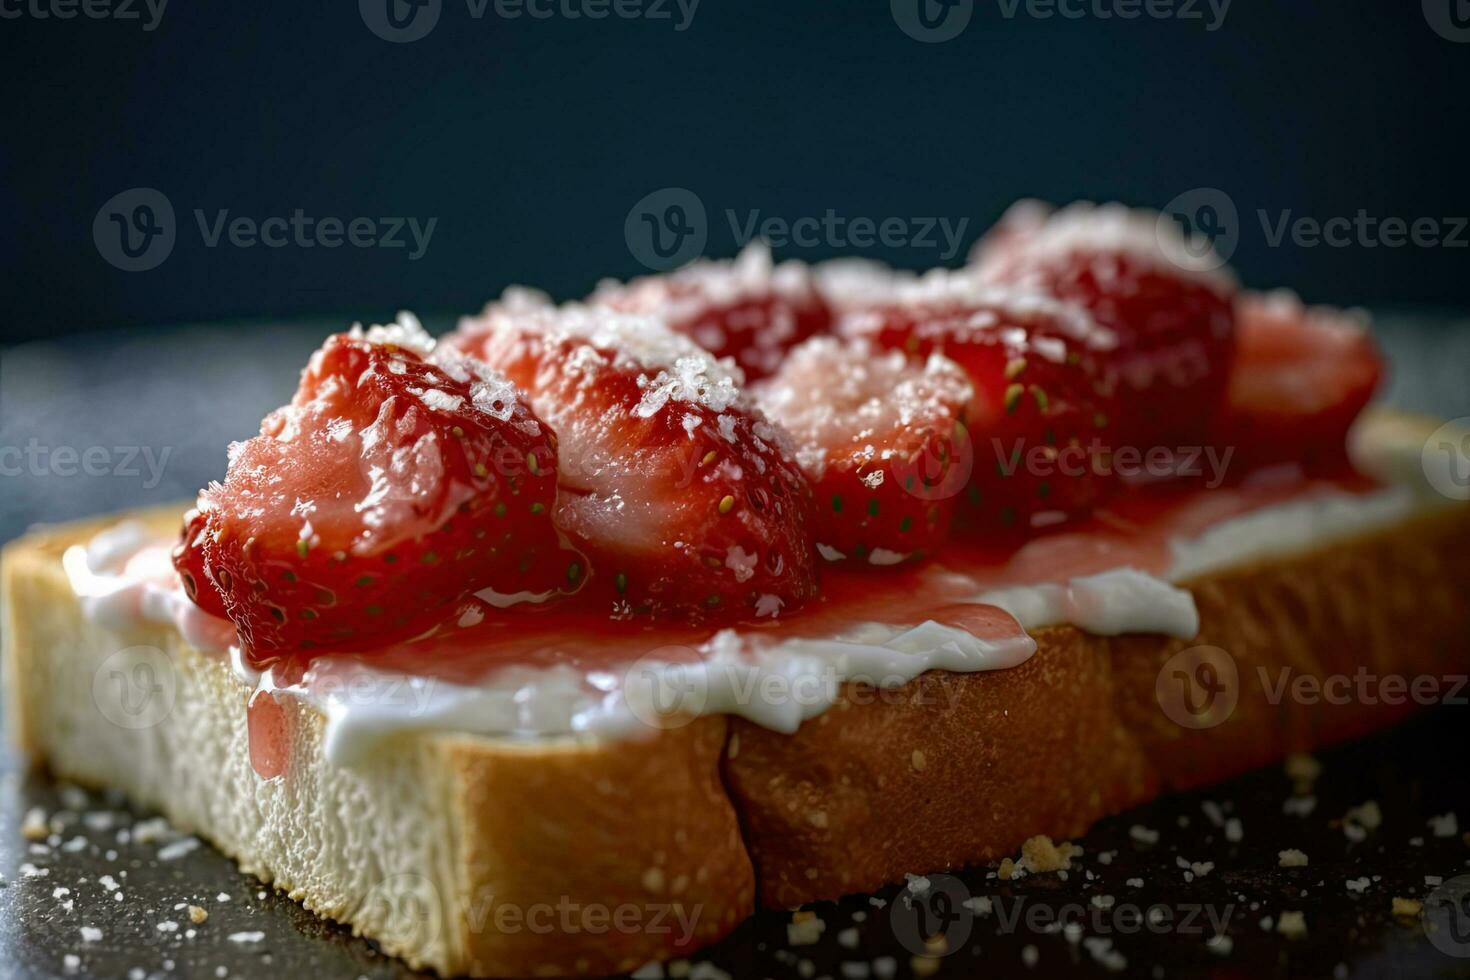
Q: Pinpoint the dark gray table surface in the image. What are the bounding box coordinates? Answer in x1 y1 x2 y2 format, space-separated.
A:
1 312 1469 980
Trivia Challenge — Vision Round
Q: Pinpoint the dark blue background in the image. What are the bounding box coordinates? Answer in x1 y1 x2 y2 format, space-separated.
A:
2 0 1468 342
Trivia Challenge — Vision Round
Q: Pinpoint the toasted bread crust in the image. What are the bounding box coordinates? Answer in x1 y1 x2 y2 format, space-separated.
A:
4 496 1469 974
1 511 754 977
724 505 1470 908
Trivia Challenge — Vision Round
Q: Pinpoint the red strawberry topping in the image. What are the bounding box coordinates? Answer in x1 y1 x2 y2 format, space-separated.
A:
1213 290 1383 468
591 243 832 381
178 316 572 665
756 337 973 565
974 201 1238 448
843 281 1118 533
171 505 227 618
450 306 819 621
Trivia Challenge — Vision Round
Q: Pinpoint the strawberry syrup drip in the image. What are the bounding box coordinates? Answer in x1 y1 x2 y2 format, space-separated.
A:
293 469 1375 685
236 467 1377 777
246 687 292 781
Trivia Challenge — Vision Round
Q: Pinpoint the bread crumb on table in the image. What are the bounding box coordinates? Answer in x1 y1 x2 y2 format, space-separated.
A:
1392 897 1423 920
1275 911 1308 939
1278 849 1309 868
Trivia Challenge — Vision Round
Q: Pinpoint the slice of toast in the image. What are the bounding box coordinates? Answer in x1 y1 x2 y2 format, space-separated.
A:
5 415 1469 977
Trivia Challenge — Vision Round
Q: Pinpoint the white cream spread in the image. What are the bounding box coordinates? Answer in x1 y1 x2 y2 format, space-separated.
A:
62 482 1445 765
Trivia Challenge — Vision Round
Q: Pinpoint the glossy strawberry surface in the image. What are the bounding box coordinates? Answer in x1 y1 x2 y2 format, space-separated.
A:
451 306 819 621
180 321 570 665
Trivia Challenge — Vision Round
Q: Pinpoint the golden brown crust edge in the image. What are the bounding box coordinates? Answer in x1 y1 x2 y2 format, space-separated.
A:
725 505 1470 908
0 511 756 978
5 493 1470 971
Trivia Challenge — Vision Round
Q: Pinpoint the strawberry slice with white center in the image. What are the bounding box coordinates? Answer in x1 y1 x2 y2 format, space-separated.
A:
1214 290 1383 468
756 337 973 565
844 282 1118 533
974 200 1239 449
590 243 832 381
179 315 572 666
450 306 819 621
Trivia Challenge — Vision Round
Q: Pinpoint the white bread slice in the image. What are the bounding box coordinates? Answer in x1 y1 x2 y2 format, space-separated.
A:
1 509 753 977
4 410 1468 976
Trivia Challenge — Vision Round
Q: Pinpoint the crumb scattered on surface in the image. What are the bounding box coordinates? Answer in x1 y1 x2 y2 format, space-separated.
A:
787 911 825 946
1392 897 1423 920
909 955 940 978
1278 849 1309 868
1428 813 1459 838
1284 753 1321 793
1275 911 1307 939
188 905 209 924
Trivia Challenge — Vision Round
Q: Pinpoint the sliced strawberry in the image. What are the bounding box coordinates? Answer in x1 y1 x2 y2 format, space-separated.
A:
591 243 832 381
182 316 572 666
974 201 1238 449
845 284 1117 534
450 306 819 621
1214 290 1383 468
171 505 227 618
756 337 973 565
